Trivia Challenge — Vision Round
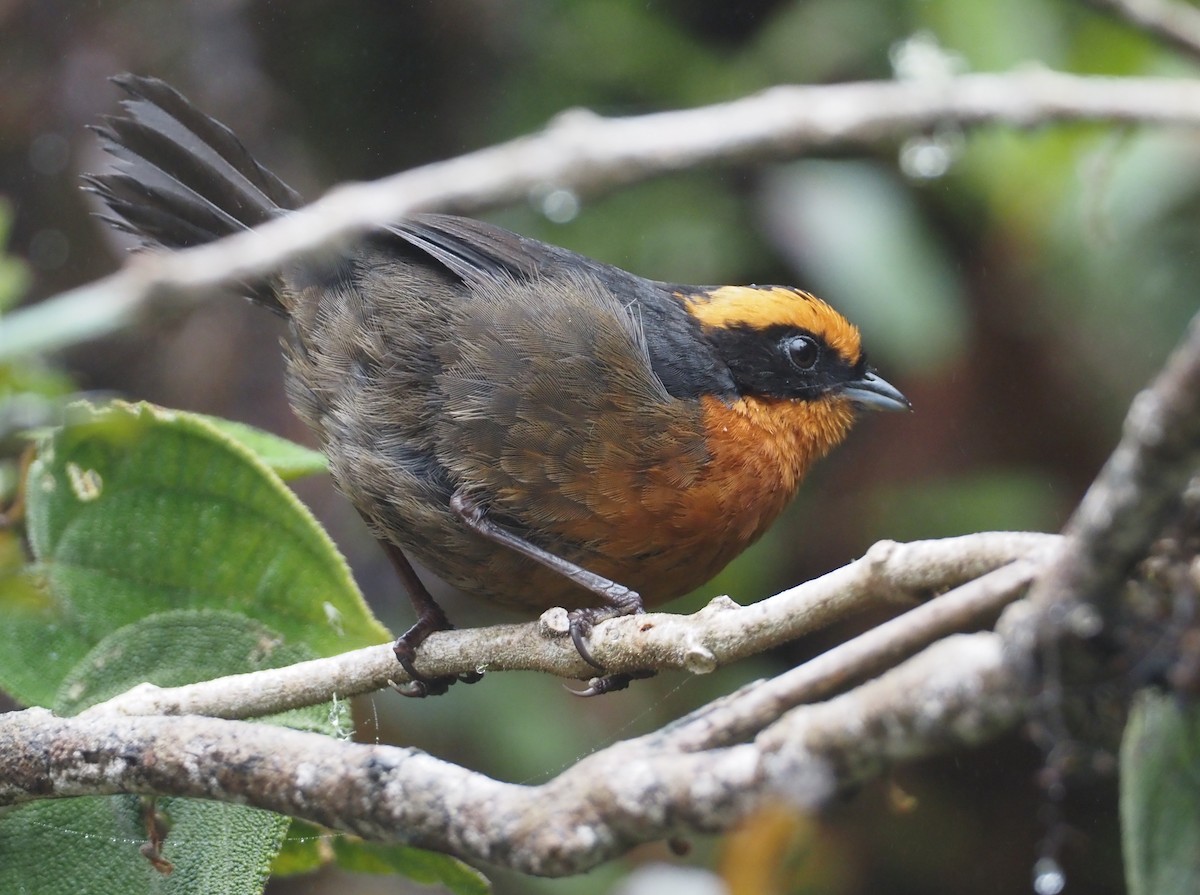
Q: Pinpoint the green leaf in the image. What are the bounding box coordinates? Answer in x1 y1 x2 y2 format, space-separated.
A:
53 609 348 733
195 415 328 481
1120 690 1200 895
269 811 491 890
0 562 92 708
0 796 288 895
0 610 349 895
333 838 491 895
0 399 389 706
0 403 483 893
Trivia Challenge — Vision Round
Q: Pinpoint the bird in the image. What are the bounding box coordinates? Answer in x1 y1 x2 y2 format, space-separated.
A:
84 74 910 695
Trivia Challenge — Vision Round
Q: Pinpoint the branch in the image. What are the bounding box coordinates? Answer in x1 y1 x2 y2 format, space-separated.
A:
8 69 1200 358
0 534 1043 877
17 297 1194 874
655 555 1048 753
6 299 1195 870
0 632 1020 876
82 532 1055 720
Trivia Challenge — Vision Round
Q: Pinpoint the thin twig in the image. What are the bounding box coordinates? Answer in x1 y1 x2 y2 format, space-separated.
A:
656 555 1048 753
80 532 1056 720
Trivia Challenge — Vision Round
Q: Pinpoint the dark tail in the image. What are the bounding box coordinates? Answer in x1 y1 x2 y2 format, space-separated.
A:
84 74 301 313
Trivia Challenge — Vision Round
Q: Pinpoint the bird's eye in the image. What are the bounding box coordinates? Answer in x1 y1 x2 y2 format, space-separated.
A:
783 335 820 371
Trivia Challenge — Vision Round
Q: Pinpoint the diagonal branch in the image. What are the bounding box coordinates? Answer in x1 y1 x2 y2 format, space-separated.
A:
8 69 1200 358
655 555 1049 753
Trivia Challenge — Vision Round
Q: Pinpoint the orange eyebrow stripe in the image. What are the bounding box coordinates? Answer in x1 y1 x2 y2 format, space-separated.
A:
681 285 862 362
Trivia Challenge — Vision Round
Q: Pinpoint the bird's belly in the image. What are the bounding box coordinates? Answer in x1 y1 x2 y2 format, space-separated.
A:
314 392 826 613
317 419 795 613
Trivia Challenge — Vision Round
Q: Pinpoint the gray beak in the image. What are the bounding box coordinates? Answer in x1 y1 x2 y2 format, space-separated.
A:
840 370 911 413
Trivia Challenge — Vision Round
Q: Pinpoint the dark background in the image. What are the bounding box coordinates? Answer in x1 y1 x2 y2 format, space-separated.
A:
4 0 1198 892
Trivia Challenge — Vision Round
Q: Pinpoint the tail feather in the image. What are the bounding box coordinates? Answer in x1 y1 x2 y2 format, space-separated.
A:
107 73 300 213
82 171 246 247
85 74 302 313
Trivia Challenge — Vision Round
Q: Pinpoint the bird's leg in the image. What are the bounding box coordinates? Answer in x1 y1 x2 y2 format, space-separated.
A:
381 540 481 697
450 490 650 694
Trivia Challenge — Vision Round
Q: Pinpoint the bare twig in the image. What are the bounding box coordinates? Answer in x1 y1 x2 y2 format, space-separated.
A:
1084 0 1200 62
0 632 1020 876
656 555 1049 753
8 69 1200 358
80 532 1055 720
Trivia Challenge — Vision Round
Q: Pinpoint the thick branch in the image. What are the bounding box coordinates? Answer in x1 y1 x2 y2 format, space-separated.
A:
0 632 1019 876
82 532 1055 720
8 70 1200 358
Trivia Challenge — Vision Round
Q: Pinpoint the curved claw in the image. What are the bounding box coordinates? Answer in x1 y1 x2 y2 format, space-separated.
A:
392 677 449 698
568 614 606 672
565 673 637 697
564 681 601 698
392 638 418 670
393 634 457 697
390 669 480 697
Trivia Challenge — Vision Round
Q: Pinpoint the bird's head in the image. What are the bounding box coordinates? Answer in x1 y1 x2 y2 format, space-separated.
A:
681 285 909 476
685 285 908 410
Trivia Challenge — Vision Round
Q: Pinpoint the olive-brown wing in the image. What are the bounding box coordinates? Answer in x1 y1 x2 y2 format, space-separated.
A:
431 268 716 583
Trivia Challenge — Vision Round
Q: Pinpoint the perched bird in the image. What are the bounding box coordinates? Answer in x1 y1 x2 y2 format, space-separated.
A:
85 75 909 695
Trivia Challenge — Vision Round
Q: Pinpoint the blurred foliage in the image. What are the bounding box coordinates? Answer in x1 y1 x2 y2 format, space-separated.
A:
0 199 66 503
0 203 30 312
2 0 1199 893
